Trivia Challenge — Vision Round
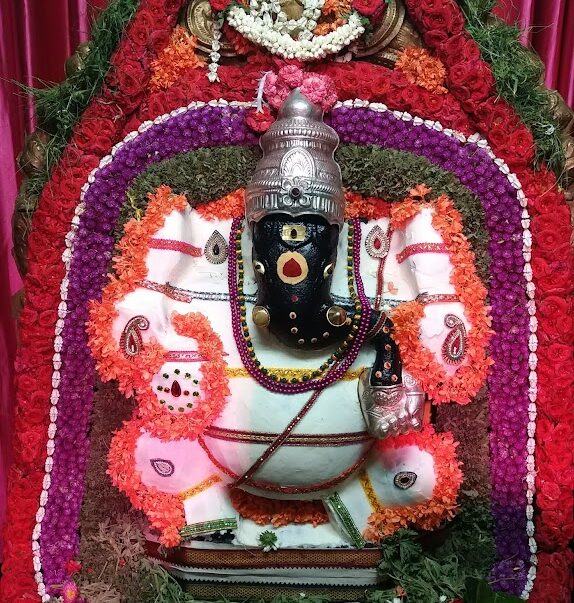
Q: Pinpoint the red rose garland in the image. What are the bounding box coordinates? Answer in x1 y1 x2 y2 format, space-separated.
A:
402 0 574 598
0 2 186 601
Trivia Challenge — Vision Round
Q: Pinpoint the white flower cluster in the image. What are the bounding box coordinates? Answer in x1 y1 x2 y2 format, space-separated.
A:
208 15 224 83
226 2 365 60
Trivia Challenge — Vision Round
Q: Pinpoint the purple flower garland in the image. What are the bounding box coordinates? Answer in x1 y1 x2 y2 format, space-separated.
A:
39 101 530 595
330 106 531 593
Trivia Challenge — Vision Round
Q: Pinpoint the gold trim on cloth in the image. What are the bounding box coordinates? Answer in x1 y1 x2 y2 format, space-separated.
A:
359 467 383 512
225 367 365 380
204 425 372 447
179 474 222 500
146 539 382 568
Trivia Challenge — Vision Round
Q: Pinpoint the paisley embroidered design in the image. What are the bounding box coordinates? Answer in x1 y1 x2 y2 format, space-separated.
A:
204 230 228 264
365 225 390 259
119 316 150 358
442 314 467 364
393 471 417 489
151 458 175 477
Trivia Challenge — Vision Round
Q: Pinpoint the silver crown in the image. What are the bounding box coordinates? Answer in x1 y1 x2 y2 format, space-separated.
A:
245 89 345 227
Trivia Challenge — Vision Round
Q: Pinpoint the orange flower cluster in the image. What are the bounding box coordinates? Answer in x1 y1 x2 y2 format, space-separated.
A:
108 418 186 547
150 26 205 91
194 189 390 221
195 188 246 221
363 426 462 542
344 191 390 220
313 0 351 35
229 489 329 527
395 47 447 94
87 185 186 397
88 185 231 440
390 191 494 404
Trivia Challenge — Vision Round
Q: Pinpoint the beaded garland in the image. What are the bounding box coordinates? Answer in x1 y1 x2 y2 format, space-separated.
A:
228 217 372 393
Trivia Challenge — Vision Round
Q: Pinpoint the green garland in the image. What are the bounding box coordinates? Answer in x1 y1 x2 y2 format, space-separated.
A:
456 0 565 178
118 145 260 241
24 0 139 198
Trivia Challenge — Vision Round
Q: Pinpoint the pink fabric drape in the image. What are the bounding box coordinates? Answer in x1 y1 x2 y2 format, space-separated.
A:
495 0 574 107
0 0 107 561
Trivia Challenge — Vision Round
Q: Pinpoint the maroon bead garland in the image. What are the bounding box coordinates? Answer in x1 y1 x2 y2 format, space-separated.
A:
228 218 372 394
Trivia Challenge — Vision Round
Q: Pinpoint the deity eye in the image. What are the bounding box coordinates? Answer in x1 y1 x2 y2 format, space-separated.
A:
323 263 335 279
393 471 417 490
204 230 228 264
253 260 265 275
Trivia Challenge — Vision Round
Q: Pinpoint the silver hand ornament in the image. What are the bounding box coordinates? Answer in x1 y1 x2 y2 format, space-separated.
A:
359 368 425 439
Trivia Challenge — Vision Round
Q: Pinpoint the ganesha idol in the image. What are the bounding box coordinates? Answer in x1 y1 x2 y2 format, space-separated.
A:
88 90 489 550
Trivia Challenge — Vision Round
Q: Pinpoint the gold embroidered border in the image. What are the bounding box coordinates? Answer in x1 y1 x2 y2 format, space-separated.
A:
204 425 372 447
225 367 365 381
179 474 222 500
359 467 382 512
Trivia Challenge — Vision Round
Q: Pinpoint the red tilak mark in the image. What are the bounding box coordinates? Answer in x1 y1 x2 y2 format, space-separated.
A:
291 295 299 302
283 258 302 278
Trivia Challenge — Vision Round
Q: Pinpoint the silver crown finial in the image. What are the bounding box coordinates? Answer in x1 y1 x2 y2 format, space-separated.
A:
245 89 345 227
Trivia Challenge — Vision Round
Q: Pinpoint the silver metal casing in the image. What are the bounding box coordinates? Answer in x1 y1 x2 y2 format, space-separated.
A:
245 89 345 227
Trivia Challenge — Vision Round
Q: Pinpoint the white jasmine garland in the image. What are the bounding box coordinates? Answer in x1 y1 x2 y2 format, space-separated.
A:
226 5 364 61
208 15 223 83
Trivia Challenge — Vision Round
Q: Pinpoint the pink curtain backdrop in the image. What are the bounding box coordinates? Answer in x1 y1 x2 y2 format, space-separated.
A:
0 0 572 560
495 0 574 107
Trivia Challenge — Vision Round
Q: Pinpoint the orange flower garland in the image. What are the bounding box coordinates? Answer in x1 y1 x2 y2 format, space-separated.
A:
390 190 493 404
395 47 448 95
363 426 463 542
87 185 187 397
195 188 246 221
344 191 390 220
229 489 329 527
108 418 186 547
150 26 205 91
88 185 231 440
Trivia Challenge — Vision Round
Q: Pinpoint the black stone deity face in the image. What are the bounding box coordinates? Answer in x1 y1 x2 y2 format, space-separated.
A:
250 214 351 350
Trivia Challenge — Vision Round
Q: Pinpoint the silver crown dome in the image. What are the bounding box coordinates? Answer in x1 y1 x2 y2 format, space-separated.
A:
245 89 345 227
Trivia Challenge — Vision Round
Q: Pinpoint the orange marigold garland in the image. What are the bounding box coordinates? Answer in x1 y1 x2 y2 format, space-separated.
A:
195 188 246 221
229 489 329 527
390 189 493 404
395 47 448 95
88 185 231 440
150 26 205 91
364 426 463 542
344 191 390 220
108 418 186 547
87 185 186 397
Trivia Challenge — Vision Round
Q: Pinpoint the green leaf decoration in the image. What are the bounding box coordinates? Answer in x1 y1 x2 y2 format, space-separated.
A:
465 578 524 603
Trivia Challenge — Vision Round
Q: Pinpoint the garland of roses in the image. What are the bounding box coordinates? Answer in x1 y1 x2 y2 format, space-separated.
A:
400 1 572 597
22 98 531 601
0 2 187 601
2 1 572 601
390 193 493 405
